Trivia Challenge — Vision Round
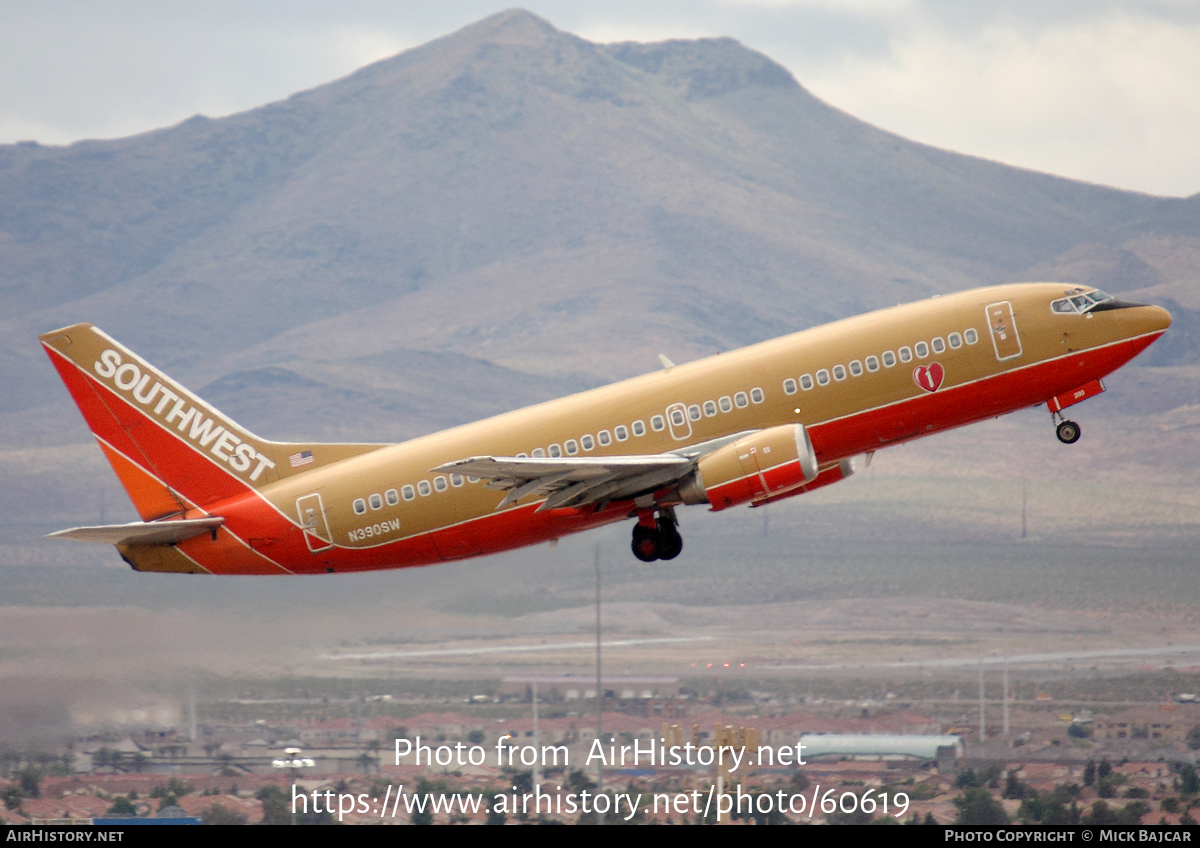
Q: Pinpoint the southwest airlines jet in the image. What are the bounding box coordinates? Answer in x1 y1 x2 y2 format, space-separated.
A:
40 284 1170 574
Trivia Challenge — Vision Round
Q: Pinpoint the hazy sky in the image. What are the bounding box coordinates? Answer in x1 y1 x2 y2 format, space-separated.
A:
3 1 1198 197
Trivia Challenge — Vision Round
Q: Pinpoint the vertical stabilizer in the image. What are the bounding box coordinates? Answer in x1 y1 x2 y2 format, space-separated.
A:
40 324 283 517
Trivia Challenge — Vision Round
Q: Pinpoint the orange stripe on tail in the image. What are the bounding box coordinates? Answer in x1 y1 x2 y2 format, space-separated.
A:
97 440 189 521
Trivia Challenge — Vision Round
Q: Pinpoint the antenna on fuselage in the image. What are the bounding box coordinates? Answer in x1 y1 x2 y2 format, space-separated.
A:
658 354 676 370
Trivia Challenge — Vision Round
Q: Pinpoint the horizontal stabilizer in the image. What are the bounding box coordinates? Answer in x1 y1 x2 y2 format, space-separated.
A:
46 517 225 546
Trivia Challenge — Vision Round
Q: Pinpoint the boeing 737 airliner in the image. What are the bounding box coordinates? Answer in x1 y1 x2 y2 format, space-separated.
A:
40 283 1170 573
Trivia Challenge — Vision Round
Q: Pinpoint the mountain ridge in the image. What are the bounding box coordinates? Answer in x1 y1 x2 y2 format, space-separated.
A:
1 8 1196 431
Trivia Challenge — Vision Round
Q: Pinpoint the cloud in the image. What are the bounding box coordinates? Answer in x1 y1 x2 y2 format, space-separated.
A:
784 6 1200 195
0 6 430 144
1 2 1197 195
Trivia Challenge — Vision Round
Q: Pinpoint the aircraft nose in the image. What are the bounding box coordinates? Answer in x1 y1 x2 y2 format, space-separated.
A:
1147 303 1173 332
1122 303 1172 359
1109 301 1173 334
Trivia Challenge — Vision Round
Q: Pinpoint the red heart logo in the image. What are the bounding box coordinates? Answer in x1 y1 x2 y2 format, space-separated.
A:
913 362 944 393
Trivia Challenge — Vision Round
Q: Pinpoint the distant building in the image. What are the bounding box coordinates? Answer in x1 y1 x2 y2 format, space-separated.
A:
799 734 963 762
1090 705 1196 742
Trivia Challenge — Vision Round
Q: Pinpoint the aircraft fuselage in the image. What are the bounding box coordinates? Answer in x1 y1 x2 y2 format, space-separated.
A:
40 282 1171 574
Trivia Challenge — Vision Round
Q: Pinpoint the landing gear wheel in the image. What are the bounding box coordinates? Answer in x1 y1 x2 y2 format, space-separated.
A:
631 525 660 562
631 508 684 562
657 528 683 560
1056 420 1081 444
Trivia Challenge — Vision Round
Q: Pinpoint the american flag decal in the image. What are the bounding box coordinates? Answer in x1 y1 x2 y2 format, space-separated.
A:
289 450 314 467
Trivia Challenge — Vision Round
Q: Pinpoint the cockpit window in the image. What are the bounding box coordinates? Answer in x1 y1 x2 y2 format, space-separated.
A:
1051 289 1113 315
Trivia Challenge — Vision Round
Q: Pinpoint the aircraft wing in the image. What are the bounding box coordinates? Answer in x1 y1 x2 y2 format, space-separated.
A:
434 431 754 512
46 517 225 545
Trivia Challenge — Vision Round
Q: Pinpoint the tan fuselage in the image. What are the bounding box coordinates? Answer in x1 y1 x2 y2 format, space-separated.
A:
40 282 1170 574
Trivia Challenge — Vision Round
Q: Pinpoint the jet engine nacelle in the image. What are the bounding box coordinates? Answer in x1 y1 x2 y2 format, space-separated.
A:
678 423 819 511
751 454 867 507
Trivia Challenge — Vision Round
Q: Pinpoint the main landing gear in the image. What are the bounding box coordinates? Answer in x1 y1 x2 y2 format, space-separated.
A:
1051 410 1081 444
631 507 683 562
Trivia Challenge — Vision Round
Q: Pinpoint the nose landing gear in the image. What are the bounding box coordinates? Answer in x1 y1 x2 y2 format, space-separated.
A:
1056 420 1081 444
631 507 683 562
1053 413 1081 444
1048 380 1105 444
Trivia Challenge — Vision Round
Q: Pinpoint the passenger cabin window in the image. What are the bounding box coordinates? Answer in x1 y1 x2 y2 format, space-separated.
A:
783 378 797 395
932 337 945 353
704 400 718 416
948 333 962 349
651 415 665 431
386 489 399 506
964 328 979 344
750 387 764 403
849 360 863 377
688 404 702 421
800 374 814 390
450 474 464 487
581 434 595 451
418 481 431 496
915 341 929 358
353 498 366 515
865 355 879 372
548 444 562 457
598 430 611 446
733 392 748 408
532 448 545 457
517 453 528 458
719 396 733 412
899 347 912 363
882 351 896 367
565 439 578 455
620 424 634 439
832 365 846 381
402 485 415 501
670 408 685 426
816 369 830 386
434 476 447 492
369 493 382 510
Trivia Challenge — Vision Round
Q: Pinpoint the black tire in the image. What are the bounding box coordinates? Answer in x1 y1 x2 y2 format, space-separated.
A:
631 526 660 562
1056 420 1081 444
657 530 683 561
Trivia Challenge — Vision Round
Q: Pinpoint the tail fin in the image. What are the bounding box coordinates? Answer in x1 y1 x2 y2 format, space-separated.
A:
40 324 381 520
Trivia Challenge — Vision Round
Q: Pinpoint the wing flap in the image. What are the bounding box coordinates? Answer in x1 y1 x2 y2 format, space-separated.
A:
439 455 685 479
47 517 225 546
434 455 694 511
434 432 765 512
